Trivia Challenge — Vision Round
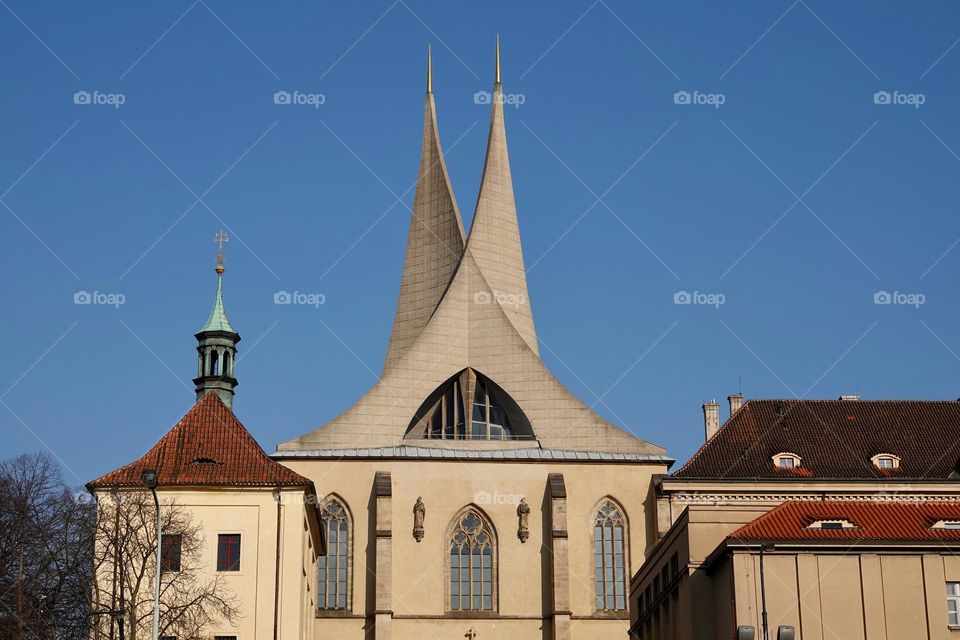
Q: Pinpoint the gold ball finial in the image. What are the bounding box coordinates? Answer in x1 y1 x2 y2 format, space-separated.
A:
213 229 229 275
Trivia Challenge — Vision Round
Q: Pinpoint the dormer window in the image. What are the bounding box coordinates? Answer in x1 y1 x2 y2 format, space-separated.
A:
772 452 801 469
930 520 960 530
807 519 857 530
871 453 900 470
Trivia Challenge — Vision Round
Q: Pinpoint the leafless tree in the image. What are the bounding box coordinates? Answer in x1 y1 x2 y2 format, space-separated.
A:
89 489 240 640
0 452 95 640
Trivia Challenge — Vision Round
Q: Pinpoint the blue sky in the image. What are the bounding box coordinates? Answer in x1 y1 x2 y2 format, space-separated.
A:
2 1 960 485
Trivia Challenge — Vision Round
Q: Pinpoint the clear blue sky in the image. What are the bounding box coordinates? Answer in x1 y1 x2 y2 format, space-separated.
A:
2 1 960 485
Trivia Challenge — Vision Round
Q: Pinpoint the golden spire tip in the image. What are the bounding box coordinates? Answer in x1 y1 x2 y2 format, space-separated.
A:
427 44 432 93
214 229 229 275
495 34 501 84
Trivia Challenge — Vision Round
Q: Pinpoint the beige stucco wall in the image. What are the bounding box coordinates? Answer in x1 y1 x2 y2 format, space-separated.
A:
93 487 318 640
731 550 960 640
281 457 667 639
632 503 960 640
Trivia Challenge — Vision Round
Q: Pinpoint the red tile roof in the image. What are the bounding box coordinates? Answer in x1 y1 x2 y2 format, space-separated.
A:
88 393 312 489
730 500 960 542
673 399 960 480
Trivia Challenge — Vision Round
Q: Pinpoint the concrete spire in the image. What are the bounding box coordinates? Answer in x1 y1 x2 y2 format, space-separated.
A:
465 35 538 354
384 58 466 370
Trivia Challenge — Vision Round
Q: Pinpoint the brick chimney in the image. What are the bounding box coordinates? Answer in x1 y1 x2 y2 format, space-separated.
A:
728 393 744 417
703 400 720 441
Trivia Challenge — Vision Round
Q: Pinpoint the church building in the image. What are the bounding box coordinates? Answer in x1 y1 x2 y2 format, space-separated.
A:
90 42 671 640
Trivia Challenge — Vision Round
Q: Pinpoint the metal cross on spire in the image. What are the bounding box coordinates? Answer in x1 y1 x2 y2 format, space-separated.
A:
213 229 229 274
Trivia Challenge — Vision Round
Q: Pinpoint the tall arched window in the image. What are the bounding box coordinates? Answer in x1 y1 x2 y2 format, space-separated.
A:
448 508 496 611
317 498 351 611
594 499 627 611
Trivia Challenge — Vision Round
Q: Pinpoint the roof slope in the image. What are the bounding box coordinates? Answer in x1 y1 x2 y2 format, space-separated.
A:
89 392 311 488
673 399 960 480
730 500 960 542
384 88 465 371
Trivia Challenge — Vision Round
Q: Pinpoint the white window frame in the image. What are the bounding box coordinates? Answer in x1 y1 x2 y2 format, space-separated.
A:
870 453 901 470
772 452 801 468
947 582 960 627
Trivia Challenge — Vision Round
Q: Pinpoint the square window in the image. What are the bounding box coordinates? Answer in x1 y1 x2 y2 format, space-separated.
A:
217 534 241 572
161 534 182 573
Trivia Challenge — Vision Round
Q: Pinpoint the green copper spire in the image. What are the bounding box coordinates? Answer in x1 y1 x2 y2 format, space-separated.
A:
200 272 236 333
200 230 236 334
194 230 241 408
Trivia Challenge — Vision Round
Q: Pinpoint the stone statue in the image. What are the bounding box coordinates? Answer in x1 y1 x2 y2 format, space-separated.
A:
413 497 425 542
517 497 530 543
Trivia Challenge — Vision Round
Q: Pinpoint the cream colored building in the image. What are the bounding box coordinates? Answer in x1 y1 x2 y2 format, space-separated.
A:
631 501 960 640
631 396 960 639
90 44 670 640
88 393 324 640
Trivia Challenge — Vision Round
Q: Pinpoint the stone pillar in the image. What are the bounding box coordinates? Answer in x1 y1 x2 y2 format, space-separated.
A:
548 473 571 640
374 472 392 640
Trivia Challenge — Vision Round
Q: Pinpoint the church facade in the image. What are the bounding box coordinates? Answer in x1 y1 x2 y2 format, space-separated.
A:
275 41 670 640
90 43 670 640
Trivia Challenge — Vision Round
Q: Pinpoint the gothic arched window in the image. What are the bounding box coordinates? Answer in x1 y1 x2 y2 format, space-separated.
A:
448 508 496 611
594 499 627 611
317 498 351 611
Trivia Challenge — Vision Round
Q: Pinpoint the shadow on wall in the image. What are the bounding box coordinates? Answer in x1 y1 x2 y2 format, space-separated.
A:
364 484 376 640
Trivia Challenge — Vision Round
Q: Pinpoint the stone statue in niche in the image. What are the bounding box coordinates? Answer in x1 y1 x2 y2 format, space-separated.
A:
413 497 425 542
516 497 530 543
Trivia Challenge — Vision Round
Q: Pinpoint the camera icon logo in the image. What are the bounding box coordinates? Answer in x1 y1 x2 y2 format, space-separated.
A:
673 91 691 105
873 91 891 105
273 91 292 105
73 91 91 105
473 291 492 304
74 291 92 304
274 290 291 304
873 290 891 305
673 290 691 305
474 91 491 105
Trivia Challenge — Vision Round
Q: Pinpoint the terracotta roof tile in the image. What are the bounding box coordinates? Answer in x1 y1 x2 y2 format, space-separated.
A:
88 393 311 489
730 500 960 542
673 399 960 480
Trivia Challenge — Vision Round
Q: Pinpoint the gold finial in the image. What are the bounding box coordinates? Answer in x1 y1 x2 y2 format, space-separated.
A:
214 229 229 275
495 34 501 84
427 44 432 93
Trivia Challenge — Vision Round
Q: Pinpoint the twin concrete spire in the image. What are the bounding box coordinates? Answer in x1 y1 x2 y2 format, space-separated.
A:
385 38 537 371
281 41 663 456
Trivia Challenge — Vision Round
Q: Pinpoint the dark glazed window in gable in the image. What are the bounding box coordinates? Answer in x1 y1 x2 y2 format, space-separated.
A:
406 368 534 441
